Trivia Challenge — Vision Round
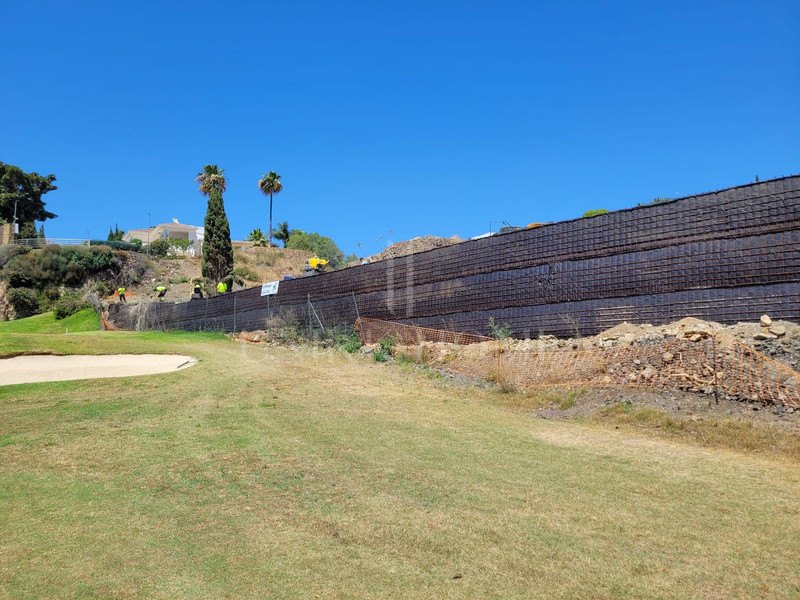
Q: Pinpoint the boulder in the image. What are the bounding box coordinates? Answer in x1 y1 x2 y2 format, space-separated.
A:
753 331 778 341
769 324 787 337
760 314 773 327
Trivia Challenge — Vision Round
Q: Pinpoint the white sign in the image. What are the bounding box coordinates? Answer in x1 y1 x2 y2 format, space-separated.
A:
260 281 280 296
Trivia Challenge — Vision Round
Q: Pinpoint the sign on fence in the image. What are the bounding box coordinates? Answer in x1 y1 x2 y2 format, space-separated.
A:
260 281 280 296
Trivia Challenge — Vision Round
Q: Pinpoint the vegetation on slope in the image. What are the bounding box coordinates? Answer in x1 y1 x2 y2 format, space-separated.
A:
0 308 100 334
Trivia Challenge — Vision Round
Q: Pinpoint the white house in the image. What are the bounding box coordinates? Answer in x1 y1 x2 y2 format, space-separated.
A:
123 219 204 256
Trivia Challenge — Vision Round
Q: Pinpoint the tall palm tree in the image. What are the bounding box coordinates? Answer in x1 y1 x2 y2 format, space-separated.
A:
196 164 227 196
257 171 283 245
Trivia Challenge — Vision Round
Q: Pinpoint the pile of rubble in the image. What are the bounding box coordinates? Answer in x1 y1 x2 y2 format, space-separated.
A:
393 316 800 407
368 236 461 262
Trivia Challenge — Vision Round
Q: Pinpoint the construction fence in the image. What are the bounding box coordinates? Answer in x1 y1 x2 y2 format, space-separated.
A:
107 175 800 338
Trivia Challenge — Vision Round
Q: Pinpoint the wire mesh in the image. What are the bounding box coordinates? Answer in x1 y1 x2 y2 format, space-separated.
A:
107 175 800 339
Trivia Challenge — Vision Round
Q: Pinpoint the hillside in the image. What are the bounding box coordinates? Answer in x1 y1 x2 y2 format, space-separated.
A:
109 246 312 304
0 244 312 318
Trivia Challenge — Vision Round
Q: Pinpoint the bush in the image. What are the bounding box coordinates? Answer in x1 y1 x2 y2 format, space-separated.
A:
169 275 189 285
582 208 609 218
148 238 170 258
340 331 363 353
54 291 90 319
374 336 396 362
233 266 260 283
286 230 345 267
90 239 142 252
6 287 40 318
488 317 512 340
0 244 28 269
1 245 118 289
264 312 303 344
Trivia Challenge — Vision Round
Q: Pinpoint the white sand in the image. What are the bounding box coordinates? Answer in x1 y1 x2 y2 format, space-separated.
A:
0 354 197 385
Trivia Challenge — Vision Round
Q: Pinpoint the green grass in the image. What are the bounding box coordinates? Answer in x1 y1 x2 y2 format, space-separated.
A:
1 332 799 598
0 309 100 334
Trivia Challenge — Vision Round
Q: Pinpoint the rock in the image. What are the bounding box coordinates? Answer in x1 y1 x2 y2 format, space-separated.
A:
684 328 708 337
760 314 773 327
641 366 656 380
769 324 787 337
633 359 641 365
359 345 375 354
753 332 778 341
662 351 674 363
689 334 702 342
627 373 638 382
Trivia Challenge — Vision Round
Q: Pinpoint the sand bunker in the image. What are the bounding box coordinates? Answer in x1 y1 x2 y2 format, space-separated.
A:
0 354 197 385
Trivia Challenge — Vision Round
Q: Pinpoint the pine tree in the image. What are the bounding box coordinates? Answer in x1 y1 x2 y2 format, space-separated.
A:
38 223 45 239
201 188 234 288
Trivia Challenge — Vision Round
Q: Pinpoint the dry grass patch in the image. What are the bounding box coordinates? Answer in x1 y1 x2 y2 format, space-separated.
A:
1 332 799 598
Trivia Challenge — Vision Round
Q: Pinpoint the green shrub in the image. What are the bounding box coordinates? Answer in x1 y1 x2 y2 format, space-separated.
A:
319 325 363 353
169 275 189 285
7 287 40 318
374 336 396 362
232 266 260 282
54 292 90 319
1 245 118 289
286 230 345 267
340 332 363 353
90 239 142 252
488 317 512 340
93 280 113 297
582 208 609 218
148 239 170 258
0 245 28 269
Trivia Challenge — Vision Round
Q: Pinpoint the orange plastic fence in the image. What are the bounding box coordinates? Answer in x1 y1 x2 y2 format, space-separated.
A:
355 317 492 346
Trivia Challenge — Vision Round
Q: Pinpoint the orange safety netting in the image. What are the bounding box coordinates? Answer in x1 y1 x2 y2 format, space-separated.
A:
355 317 492 346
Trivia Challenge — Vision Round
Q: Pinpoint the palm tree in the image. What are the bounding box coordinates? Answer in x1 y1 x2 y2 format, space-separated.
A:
196 164 226 196
273 221 290 247
257 171 283 245
247 228 268 247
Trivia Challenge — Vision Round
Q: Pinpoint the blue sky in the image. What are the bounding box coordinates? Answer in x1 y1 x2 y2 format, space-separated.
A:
2 0 798 256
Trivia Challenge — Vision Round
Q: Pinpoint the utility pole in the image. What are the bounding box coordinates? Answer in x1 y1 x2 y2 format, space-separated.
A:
12 198 18 235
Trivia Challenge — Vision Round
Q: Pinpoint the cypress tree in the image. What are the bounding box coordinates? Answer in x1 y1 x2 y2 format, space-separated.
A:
201 188 234 288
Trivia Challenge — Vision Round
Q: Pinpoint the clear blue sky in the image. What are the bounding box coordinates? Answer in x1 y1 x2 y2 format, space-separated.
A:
2 0 798 256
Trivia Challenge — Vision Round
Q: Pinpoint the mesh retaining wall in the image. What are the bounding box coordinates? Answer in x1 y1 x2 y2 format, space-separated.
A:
107 176 800 337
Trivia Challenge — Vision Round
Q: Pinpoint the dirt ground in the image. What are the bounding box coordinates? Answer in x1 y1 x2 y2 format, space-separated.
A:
534 386 800 432
367 235 461 262
102 247 311 305
0 354 196 385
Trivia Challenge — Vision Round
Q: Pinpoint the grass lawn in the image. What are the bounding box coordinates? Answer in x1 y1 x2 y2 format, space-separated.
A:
1 329 799 598
0 309 100 334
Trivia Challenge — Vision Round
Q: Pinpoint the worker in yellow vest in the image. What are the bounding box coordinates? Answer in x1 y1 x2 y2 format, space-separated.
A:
116 286 127 303
154 284 168 301
216 281 228 295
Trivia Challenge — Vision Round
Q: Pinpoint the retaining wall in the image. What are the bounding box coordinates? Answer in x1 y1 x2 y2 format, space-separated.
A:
108 175 800 338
